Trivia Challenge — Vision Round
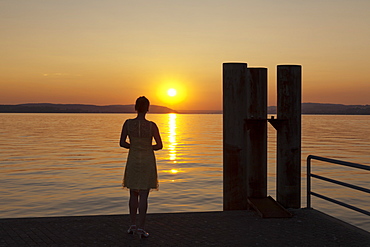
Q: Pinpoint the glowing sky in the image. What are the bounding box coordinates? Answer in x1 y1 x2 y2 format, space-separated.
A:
1 0 369 110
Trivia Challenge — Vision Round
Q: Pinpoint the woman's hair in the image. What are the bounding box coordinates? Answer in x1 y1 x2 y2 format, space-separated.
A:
135 96 150 113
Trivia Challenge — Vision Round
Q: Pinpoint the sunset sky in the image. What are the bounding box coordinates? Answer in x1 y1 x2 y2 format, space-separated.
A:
1 0 369 110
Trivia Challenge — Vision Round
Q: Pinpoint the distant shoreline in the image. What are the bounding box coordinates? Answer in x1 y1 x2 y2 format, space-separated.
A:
0 103 369 115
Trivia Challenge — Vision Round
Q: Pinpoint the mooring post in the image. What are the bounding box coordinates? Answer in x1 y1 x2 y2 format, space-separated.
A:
223 63 249 210
245 68 268 198
276 65 302 208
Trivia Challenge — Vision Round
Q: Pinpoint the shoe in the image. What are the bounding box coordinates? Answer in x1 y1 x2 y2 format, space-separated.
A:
127 225 136 234
137 228 149 238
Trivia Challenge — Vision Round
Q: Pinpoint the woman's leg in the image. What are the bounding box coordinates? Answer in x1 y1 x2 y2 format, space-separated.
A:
129 189 139 226
138 189 150 229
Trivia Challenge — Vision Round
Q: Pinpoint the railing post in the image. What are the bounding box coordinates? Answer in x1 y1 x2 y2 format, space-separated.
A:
307 155 311 209
306 155 370 215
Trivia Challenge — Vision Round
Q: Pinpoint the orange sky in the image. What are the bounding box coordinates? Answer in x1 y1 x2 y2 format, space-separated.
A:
1 1 369 110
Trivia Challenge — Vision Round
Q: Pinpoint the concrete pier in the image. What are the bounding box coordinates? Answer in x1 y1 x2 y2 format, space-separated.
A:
1 209 369 246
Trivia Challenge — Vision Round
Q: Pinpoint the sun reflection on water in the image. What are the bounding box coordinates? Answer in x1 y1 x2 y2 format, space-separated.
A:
170 169 179 173
168 113 177 162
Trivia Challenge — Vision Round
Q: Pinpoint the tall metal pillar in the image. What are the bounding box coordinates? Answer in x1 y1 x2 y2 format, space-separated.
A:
245 68 268 198
276 65 302 208
223 63 249 210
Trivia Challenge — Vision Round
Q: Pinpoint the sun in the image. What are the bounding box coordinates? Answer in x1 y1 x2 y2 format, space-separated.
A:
156 79 187 107
167 88 177 97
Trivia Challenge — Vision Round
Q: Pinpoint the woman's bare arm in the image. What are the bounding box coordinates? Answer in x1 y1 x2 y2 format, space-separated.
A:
120 120 130 149
152 122 163 151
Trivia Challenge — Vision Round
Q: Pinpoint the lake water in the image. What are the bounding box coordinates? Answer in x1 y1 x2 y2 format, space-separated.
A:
0 113 369 232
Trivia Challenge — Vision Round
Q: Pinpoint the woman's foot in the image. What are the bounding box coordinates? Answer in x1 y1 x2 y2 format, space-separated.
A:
127 225 136 234
137 228 149 238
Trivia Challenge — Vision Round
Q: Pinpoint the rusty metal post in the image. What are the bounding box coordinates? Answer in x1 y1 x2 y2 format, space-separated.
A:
245 68 268 198
223 63 249 210
276 65 302 208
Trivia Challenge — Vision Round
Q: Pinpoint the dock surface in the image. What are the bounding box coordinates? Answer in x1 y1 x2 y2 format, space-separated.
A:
1 209 370 246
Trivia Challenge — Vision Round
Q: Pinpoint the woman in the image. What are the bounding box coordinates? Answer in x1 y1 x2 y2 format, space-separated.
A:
120 96 163 238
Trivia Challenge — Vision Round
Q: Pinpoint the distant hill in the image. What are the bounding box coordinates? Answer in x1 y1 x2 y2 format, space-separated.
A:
268 103 370 115
176 110 223 114
0 103 176 113
1 103 369 114
177 103 370 115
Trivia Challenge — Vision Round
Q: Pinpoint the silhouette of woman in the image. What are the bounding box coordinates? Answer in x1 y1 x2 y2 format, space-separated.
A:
120 96 163 238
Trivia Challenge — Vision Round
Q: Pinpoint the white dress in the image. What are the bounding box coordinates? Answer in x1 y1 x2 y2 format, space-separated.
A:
122 119 158 190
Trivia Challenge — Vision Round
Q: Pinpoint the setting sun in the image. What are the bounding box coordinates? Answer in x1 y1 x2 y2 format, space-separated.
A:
167 88 177 97
156 79 188 108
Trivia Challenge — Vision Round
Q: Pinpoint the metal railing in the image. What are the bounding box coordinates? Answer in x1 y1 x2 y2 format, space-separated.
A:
307 155 370 216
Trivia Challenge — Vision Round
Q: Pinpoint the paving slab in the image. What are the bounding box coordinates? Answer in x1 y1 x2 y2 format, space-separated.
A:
1 209 370 246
